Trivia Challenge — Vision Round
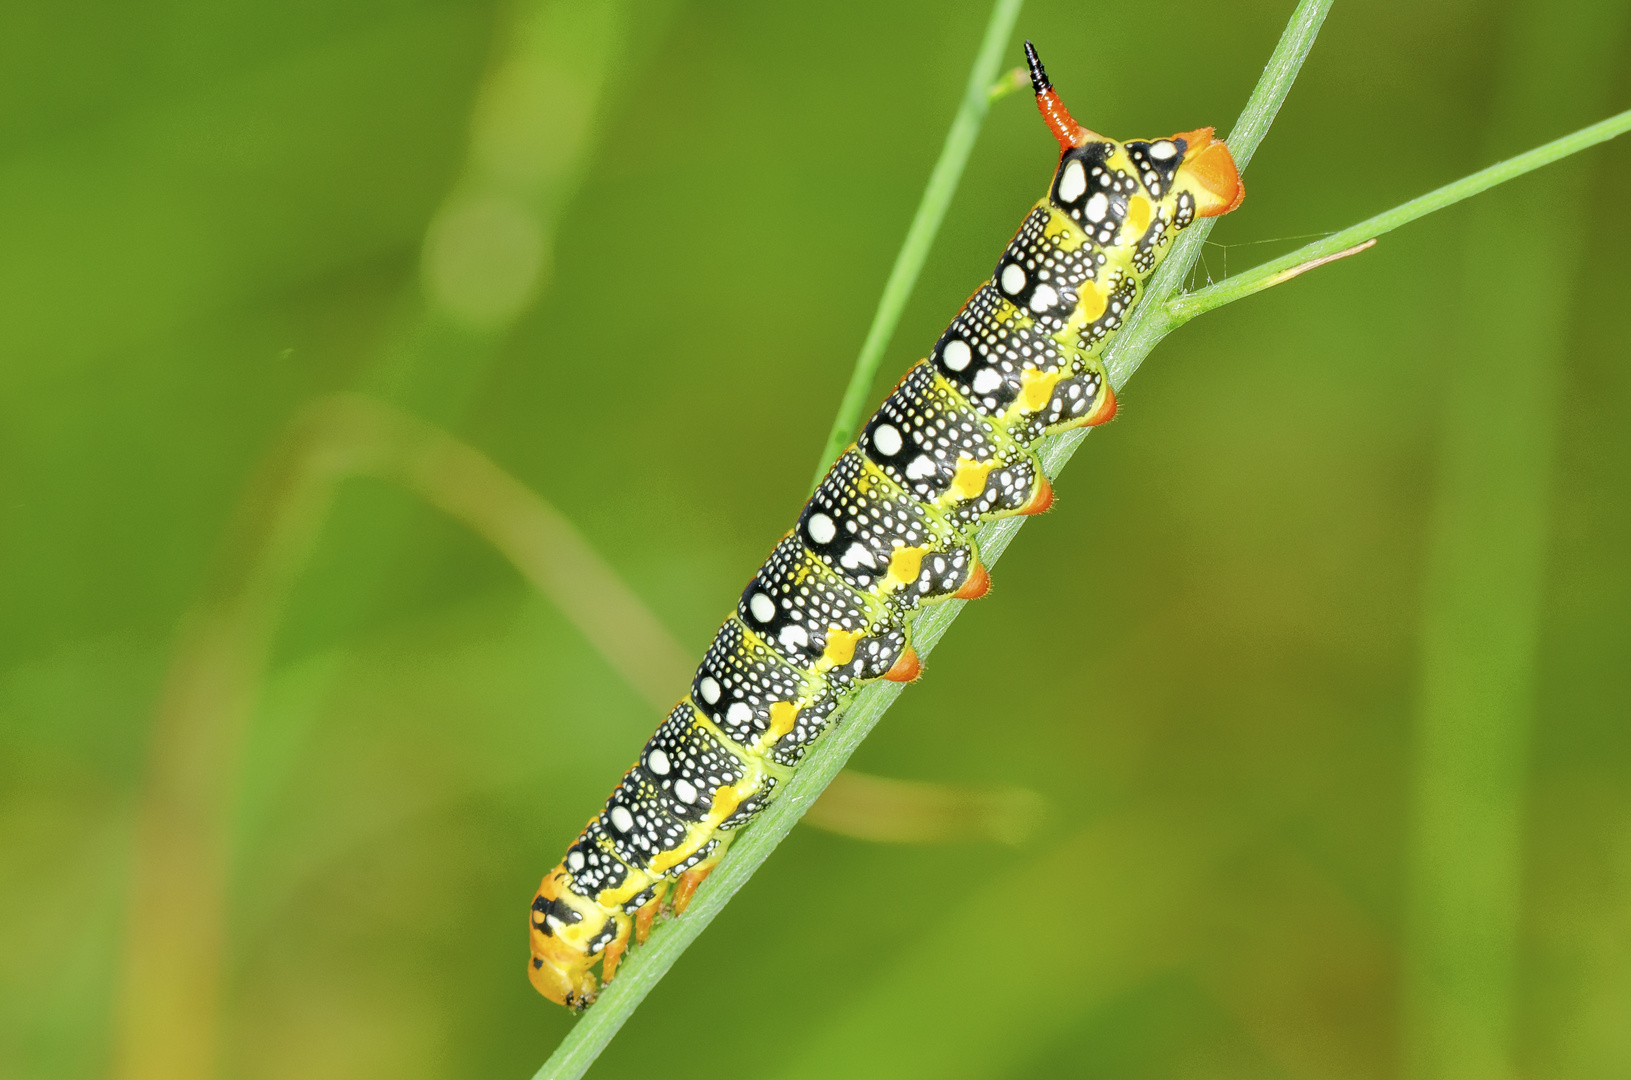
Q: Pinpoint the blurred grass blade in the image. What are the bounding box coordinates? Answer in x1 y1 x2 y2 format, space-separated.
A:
302 0 659 674
809 0 1027 487
1402 3 1630 1078
351 397 696 708
368 0 645 423
108 9 644 1072
114 389 1011 1077
988 64 1030 102
531 3 1334 1077
768 807 1227 1080
802 769 1045 846
109 392 692 1080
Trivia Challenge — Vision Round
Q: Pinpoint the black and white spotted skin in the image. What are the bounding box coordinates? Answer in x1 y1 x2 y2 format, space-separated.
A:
528 41 1245 1011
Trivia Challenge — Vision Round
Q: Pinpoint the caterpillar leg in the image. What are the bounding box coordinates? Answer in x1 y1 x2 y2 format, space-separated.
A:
882 646 921 682
673 851 726 914
599 926 630 983
1080 383 1117 427
634 883 668 944
953 561 990 599
1018 473 1054 516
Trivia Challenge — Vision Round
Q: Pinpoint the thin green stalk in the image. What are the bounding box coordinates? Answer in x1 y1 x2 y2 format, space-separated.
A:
1164 107 1631 326
1404 4 1630 1079
809 0 1027 488
530 3 1330 1077
1096 0 1332 392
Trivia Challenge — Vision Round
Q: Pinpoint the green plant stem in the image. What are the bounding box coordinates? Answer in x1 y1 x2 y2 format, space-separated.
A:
809 0 1027 489
1163 107 1631 326
530 3 1330 1078
1403 5 1631 1079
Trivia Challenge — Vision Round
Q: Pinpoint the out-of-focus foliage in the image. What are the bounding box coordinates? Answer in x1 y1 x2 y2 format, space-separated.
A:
1 1 1627 1079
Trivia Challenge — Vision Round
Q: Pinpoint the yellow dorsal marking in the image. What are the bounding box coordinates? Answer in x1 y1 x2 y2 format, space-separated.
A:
766 700 799 743
1126 195 1152 239
1020 368 1063 412
1042 205 1085 251
887 546 926 586
709 785 743 825
952 457 994 500
822 627 861 667
1077 281 1107 323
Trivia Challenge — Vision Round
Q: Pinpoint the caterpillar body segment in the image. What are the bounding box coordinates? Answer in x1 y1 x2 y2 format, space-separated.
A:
529 43 1243 1010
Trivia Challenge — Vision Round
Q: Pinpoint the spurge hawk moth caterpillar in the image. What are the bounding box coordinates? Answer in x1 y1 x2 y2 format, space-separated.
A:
528 42 1244 1010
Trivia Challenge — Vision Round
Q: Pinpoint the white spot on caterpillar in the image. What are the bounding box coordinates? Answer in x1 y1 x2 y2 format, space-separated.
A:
1058 159 1087 202
972 368 1002 395
1000 263 1026 294
749 592 775 623
698 676 721 704
567 851 585 871
905 455 936 480
674 779 698 804
727 701 752 726
1085 192 1109 223
840 542 876 570
1029 284 1059 312
779 624 809 650
1150 140 1177 160
942 339 972 371
873 423 903 456
646 749 671 776
807 513 836 544
609 805 634 833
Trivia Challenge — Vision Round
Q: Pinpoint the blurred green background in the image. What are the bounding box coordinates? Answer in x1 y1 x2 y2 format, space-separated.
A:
2 0 1628 1078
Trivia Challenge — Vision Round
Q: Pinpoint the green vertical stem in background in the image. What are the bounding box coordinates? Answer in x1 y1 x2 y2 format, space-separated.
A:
810 0 1026 488
366 0 641 423
289 0 656 657
1403 2 1631 1078
108 7 661 1080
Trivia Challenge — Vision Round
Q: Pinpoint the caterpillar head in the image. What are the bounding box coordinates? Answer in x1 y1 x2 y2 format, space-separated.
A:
528 867 607 1010
1024 41 1243 220
1169 127 1244 217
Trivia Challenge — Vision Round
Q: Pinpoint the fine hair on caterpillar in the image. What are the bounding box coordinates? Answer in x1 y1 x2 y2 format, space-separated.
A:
527 40 1243 1011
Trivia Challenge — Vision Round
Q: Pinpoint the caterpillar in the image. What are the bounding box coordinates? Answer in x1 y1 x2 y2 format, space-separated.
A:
528 42 1244 1010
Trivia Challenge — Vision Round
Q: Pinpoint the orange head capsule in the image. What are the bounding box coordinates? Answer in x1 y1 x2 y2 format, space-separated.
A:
1171 127 1244 217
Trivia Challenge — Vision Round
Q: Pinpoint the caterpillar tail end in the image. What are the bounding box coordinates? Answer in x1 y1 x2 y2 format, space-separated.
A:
1172 127 1244 217
528 868 605 1011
